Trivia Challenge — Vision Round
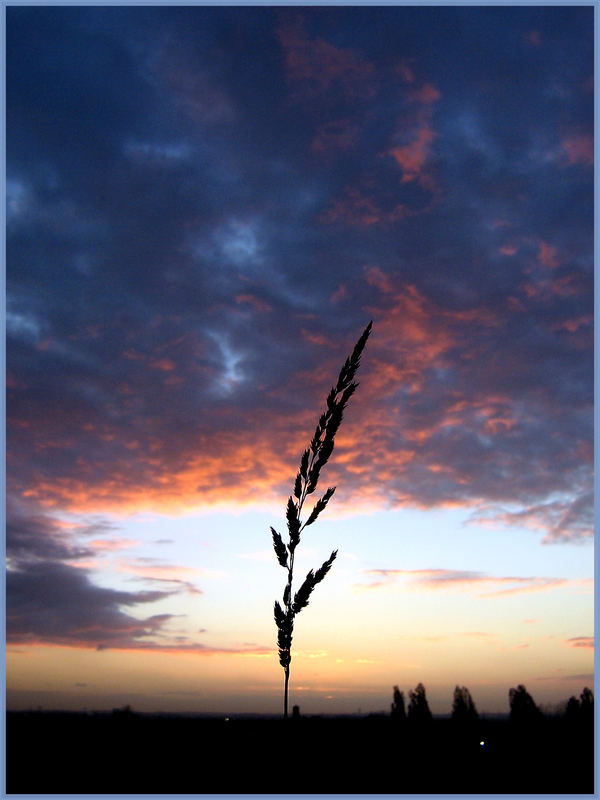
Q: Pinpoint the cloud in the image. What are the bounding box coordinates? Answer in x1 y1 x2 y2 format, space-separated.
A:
88 538 140 552
6 495 102 566
114 557 213 594
6 556 268 655
565 637 593 649
471 491 594 544
358 568 591 597
311 119 360 154
6 5 592 551
277 17 375 101
561 133 593 167
7 558 178 649
537 240 560 269
320 65 441 227
388 124 436 183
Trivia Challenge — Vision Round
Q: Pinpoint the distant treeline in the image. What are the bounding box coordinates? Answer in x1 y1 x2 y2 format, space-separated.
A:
390 682 594 727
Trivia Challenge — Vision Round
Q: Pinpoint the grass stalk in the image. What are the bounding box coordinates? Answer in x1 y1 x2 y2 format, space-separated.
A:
272 321 372 719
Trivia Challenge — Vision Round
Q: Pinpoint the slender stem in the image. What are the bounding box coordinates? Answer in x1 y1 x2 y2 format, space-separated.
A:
282 445 321 718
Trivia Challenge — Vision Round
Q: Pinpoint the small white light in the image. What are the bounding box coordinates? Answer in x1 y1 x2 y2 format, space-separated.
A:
479 740 485 747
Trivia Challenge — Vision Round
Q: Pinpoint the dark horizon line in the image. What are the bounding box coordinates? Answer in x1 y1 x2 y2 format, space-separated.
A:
2 707 539 721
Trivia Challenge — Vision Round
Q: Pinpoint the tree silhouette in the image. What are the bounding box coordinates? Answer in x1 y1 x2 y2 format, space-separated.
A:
407 682 433 726
451 685 479 727
272 322 372 719
391 685 406 721
565 694 580 723
579 686 594 727
508 684 542 726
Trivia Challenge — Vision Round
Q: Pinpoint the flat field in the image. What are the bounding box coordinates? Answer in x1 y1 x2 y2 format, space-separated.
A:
6 710 594 794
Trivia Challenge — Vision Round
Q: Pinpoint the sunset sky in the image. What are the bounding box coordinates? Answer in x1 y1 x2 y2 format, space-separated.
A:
6 5 594 716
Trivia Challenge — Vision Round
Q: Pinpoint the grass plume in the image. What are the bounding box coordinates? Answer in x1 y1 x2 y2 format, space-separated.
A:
272 321 372 718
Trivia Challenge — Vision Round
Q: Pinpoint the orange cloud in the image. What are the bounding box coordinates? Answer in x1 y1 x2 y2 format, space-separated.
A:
15 278 510 518
364 278 498 399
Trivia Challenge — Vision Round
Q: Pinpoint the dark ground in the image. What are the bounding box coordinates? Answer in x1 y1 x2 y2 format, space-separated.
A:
5 710 595 794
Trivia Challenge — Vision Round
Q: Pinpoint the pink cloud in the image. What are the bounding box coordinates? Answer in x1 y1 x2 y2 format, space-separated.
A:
385 76 441 186
365 265 395 295
537 240 560 269
359 567 589 598
312 119 359 153
562 133 593 167
149 358 176 372
277 19 374 100
409 83 441 105
321 186 415 227
388 124 436 184
565 637 594 649
557 315 593 334
235 294 272 313
301 329 332 347
396 59 415 84
88 538 139 552
330 283 347 304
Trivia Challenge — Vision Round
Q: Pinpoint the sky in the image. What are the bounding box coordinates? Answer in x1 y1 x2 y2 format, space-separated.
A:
5 5 594 717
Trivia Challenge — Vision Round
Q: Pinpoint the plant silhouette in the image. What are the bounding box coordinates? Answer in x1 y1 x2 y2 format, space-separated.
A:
272 321 372 719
